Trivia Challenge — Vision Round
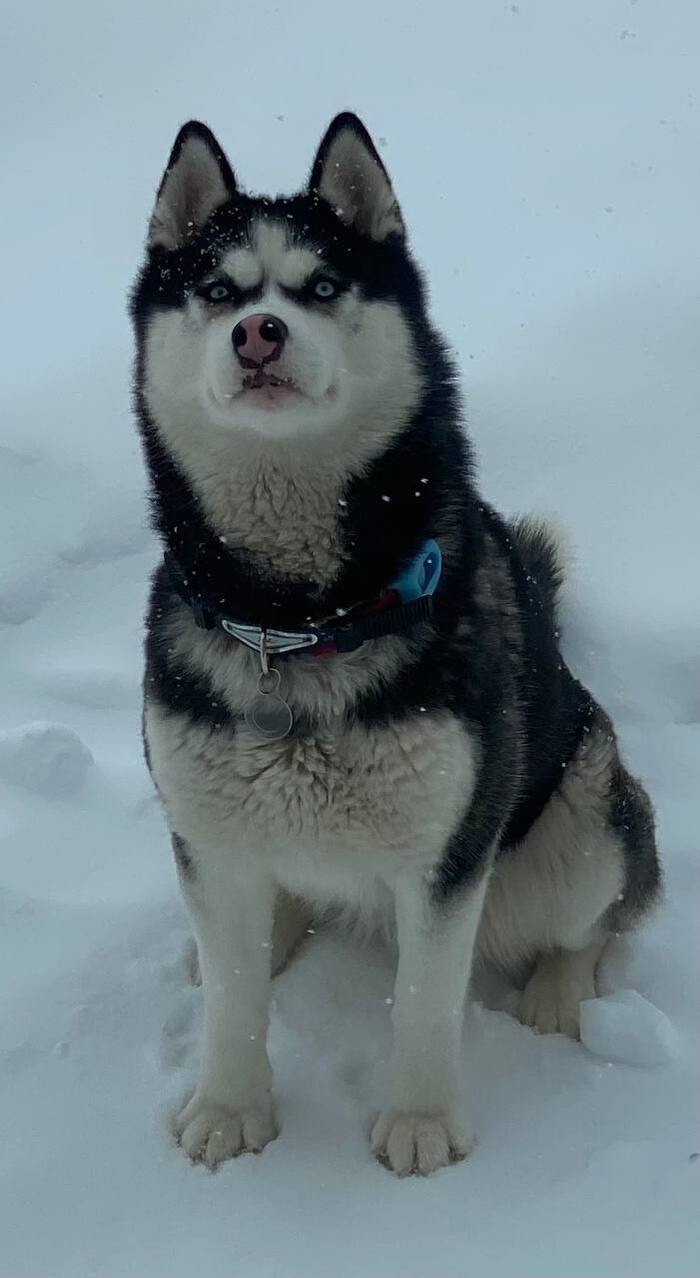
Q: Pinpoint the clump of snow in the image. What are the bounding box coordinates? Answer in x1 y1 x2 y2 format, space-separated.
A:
0 721 94 797
580 989 680 1068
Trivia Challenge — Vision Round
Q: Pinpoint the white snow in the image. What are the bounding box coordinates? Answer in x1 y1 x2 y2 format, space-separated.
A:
0 722 94 797
1 2 699 1275
580 990 680 1069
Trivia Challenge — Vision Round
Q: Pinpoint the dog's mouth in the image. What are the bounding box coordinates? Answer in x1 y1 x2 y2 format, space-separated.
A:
240 368 301 404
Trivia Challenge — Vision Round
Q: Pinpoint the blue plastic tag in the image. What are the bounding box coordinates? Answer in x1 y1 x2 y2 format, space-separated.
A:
391 539 442 604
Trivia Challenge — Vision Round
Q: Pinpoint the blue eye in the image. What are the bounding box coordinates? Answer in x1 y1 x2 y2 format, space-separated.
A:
204 282 230 302
313 278 338 299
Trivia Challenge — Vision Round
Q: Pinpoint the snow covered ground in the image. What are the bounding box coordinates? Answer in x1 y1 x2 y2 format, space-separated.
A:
1 2 698 1274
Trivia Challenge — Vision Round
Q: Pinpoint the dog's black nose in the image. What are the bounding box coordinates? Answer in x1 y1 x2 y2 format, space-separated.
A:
232 314 288 367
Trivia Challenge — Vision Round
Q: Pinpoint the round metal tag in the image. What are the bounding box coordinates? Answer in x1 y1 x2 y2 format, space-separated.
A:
245 694 293 740
244 667 293 741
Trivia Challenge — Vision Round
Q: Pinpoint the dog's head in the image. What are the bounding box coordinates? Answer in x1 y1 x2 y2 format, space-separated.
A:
131 114 430 450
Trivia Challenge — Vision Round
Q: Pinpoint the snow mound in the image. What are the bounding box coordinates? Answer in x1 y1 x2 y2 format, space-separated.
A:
0 721 94 798
580 989 680 1068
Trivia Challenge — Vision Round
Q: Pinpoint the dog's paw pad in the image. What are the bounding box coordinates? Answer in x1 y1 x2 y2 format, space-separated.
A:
371 1108 472 1177
519 973 583 1038
174 1094 278 1168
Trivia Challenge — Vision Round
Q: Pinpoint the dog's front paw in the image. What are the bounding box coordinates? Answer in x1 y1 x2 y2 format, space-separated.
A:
371 1108 472 1177
174 1091 278 1168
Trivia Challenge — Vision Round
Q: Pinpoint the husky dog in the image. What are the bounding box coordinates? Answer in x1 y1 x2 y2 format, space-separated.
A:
131 114 660 1176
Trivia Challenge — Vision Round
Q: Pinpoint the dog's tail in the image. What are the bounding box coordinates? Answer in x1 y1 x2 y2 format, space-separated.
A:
509 513 574 620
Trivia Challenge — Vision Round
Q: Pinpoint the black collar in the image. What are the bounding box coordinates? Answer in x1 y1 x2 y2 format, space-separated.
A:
163 548 438 658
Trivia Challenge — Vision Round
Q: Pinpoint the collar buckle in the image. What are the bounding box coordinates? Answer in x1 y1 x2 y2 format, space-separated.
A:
220 620 319 655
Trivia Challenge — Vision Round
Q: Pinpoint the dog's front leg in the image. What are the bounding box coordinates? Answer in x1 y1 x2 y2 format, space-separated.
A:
372 871 488 1176
173 844 278 1168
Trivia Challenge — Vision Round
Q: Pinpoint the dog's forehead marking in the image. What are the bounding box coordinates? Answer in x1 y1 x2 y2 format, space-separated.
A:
221 219 322 292
220 246 263 291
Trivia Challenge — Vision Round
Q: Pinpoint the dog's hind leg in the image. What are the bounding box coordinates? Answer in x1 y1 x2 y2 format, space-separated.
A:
519 751 660 1039
519 938 606 1038
478 711 660 1040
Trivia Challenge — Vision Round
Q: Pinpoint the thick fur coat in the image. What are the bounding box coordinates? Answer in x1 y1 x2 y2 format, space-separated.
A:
131 113 660 1176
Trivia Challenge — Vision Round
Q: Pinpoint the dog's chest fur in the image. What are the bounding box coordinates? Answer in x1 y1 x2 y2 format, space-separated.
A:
145 701 477 903
176 442 346 584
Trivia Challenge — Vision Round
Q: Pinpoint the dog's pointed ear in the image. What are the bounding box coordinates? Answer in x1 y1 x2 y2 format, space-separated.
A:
309 113 404 243
148 121 236 251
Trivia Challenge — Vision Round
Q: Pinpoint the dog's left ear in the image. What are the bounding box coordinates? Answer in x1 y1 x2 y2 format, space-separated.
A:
309 113 404 243
148 121 237 251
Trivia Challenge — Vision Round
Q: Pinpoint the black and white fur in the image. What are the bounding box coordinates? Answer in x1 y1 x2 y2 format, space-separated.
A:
131 114 660 1176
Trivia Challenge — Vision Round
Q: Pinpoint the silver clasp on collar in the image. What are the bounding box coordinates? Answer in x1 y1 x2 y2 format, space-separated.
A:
220 619 318 655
